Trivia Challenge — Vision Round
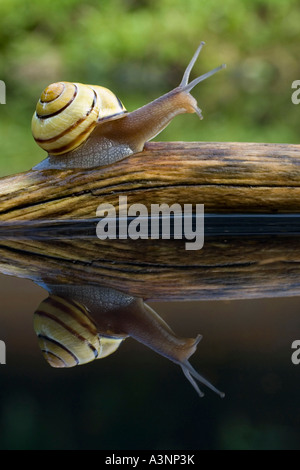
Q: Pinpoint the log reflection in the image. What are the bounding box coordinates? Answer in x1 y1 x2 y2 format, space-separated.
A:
0 214 298 398
0 215 299 301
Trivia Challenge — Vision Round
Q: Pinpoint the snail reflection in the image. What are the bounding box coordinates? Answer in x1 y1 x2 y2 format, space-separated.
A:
29 43 225 398
33 284 224 398
1 216 300 400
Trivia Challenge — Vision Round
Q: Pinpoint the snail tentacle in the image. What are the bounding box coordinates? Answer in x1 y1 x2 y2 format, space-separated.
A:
179 41 206 87
181 360 225 399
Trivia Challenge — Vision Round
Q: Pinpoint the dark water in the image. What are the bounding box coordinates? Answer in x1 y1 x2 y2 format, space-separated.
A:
0 217 299 450
1 275 300 450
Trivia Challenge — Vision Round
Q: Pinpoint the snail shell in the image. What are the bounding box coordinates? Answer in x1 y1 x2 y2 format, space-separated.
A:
31 82 127 156
33 295 124 368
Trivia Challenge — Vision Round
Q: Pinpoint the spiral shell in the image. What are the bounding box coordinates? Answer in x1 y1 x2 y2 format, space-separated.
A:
34 295 124 368
31 82 127 156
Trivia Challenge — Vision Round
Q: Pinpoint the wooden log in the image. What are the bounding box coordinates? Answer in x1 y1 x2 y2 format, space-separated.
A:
0 142 300 221
0 141 299 301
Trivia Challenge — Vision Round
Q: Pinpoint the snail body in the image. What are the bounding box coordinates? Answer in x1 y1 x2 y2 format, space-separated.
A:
32 43 225 169
34 284 224 398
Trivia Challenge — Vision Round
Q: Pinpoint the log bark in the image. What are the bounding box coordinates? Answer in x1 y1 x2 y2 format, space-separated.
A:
0 141 299 301
0 141 300 222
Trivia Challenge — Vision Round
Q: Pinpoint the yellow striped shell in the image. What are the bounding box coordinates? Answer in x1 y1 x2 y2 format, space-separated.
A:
31 82 127 156
33 295 124 368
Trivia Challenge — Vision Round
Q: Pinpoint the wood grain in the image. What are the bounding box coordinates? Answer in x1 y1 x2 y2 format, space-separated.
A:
0 141 299 301
0 232 299 301
0 142 300 221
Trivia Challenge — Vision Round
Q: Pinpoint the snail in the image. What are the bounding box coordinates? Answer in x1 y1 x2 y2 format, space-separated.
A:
34 284 224 398
32 42 225 170
31 43 225 398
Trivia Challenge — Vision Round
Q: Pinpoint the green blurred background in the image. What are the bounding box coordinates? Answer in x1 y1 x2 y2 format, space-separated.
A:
0 0 299 176
0 0 300 450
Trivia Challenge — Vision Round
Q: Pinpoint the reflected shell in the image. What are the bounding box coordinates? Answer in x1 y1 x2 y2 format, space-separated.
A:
34 295 123 368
